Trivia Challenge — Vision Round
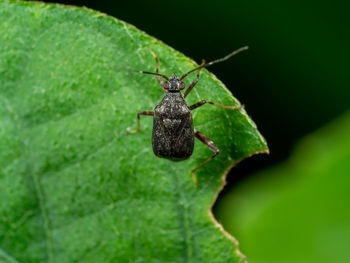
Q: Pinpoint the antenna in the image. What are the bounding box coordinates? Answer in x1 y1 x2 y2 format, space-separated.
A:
129 69 169 80
180 46 249 80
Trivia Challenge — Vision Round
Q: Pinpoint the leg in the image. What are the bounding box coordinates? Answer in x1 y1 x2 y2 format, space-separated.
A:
127 111 154 134
148 48 166 91
191 131 220 186
183 60 206 98
190 101 243 111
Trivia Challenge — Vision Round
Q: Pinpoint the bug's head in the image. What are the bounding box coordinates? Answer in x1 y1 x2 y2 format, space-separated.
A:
164 74 185 92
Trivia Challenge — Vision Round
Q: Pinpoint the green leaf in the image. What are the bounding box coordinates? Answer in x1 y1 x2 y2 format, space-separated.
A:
0 1 267 262
216 111 350 263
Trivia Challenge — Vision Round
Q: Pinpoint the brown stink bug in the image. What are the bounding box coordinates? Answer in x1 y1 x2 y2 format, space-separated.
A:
127 47 248 185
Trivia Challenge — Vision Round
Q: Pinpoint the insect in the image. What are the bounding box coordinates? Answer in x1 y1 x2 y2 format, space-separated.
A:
127 46 248 185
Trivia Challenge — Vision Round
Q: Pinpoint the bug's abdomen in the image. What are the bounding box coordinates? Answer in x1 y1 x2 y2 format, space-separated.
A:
152 111 194 160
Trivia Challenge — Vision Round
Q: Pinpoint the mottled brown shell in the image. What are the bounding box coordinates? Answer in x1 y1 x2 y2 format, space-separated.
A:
152 92 194 160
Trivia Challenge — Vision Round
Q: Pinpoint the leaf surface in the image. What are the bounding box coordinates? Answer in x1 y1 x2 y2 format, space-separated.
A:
0 1 267 262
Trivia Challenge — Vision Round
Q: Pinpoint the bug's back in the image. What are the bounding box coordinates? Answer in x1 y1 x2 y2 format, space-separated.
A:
152 92 194 160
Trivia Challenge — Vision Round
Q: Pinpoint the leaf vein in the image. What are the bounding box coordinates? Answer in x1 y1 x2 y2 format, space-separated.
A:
0 248 21 263
0 95 55 262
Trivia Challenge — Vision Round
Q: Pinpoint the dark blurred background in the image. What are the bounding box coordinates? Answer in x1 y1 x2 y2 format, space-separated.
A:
37 0 350 255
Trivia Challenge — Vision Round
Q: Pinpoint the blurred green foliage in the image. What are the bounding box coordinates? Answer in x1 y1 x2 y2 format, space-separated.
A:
216 111 350 263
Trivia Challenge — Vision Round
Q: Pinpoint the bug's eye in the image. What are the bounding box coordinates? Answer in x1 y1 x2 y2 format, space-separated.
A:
179 82 185 90
163 82 170 90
